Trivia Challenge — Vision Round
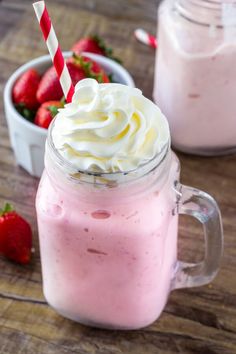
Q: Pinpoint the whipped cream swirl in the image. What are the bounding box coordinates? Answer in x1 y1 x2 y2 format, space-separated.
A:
52 79 170 173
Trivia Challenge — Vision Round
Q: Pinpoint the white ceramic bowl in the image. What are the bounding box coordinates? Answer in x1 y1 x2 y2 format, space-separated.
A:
4 52 135 178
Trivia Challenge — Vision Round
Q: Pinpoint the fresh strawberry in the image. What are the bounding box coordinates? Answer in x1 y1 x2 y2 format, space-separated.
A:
35 101 63 129
67 54 110 84
37 55 110 103
71 35 122 63
36 66 64 104
0 203 32 264
71 36 104 56
12 69 41 110
66 60 87 86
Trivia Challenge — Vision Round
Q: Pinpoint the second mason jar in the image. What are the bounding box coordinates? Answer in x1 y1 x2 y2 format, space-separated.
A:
154 0 236 155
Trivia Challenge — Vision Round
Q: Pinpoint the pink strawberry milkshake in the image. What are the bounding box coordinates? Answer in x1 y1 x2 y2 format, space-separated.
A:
36 78 180 329
154 0 236 155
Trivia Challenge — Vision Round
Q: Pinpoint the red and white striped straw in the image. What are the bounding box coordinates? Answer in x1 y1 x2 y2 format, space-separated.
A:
33 1 74 102
134 28 157 49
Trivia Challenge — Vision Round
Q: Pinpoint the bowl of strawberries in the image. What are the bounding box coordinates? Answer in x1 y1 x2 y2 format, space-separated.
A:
4 46 134 178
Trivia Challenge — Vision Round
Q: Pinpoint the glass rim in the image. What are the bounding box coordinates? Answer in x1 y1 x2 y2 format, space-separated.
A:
175 0 236 28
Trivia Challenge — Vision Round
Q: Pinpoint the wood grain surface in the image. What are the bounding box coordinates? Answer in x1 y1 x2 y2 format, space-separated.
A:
0 1 235 353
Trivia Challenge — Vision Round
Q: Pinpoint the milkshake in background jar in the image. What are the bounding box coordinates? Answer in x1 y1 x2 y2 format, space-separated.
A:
154 0 236 155
36 79 223 329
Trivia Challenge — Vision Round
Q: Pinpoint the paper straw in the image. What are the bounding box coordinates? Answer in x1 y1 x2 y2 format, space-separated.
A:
134 28 157 49
33 1 74 102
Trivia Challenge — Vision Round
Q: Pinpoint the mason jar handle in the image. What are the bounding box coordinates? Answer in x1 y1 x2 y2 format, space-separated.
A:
172 182 223 290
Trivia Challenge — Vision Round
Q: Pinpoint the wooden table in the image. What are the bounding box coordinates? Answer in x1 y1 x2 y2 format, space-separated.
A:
0 1 235 353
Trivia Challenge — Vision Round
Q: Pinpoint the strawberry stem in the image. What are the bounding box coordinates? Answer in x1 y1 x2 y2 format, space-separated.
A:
91 35 122 64
108 73 114 83
48 105 60 118
72 54 104 83
60 97 66 105
0 203 14 216
15 104 36 122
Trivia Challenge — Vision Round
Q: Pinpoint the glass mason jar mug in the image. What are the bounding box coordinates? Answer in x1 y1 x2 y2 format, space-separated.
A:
36 122 223 330
154 0 236 155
